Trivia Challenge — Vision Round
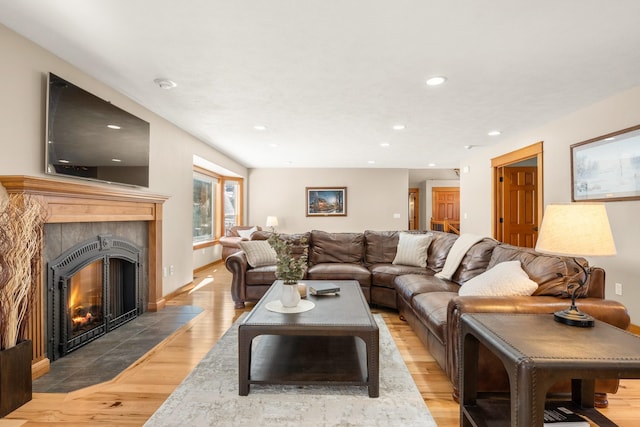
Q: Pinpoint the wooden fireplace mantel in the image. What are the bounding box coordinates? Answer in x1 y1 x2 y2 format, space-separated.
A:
0 175 168 309
0 175 169 378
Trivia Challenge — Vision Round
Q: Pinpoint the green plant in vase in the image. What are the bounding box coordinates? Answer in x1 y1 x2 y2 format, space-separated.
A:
267 232 308 285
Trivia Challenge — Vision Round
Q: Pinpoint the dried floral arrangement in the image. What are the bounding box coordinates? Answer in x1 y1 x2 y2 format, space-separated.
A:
0 186 47 351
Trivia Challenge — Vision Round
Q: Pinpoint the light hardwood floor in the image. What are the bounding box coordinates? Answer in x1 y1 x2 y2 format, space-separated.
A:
3 262 640 426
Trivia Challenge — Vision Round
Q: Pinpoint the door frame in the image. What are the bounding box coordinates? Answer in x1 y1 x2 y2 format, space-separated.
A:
408 188 419 230
491 142 544 242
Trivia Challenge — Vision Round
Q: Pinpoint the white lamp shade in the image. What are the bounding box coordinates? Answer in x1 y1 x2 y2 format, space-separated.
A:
266 216 279 228
535 203 616 257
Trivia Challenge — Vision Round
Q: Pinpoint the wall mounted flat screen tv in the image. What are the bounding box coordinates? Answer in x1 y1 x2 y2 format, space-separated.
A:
46 73 150 187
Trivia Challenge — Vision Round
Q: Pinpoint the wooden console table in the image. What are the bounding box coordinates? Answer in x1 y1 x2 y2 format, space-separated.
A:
460 313 640 426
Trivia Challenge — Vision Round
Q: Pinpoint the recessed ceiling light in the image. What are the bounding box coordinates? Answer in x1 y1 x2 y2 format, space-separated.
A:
488 130 501 136
107 124 121 130
426 76 447 86
464 145 473 150
254 125 267 131
111 158 122 162
153 78 177 90
380 142 390 148
368 160 376 164
428 163 436 167
269 143 279 148
392 124 405 130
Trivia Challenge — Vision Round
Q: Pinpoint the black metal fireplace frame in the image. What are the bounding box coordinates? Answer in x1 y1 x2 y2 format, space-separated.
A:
47 235 142 360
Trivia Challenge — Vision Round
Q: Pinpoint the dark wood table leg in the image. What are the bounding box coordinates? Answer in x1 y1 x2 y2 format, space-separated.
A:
366 330 380 398
238 325 252 396
461 331 479 427
572 378 596 407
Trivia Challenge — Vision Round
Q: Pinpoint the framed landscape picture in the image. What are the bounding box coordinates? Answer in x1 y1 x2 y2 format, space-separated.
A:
306 187 347 216
571 124 640 202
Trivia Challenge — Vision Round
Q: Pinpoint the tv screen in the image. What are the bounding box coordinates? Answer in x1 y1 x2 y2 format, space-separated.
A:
46 73 150 188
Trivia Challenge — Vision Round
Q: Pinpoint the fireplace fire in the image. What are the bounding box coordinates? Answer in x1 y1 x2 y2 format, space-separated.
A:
47 235 142 360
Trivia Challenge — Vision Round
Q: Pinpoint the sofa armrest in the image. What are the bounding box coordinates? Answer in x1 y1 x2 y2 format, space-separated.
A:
225 251 250 308
445 295 630 384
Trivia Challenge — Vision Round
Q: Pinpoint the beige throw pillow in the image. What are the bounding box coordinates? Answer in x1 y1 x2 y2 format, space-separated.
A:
458 260 538 296
239 240 277 267
392 232 433 268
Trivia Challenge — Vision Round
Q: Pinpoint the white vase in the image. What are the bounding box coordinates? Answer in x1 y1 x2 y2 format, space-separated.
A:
280 283 301 307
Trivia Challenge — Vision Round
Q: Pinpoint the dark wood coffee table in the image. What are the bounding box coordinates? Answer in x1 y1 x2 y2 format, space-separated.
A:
238 280 379 397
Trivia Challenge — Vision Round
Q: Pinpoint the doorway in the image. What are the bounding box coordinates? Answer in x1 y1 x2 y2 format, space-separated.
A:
431 187 460 232
491 142 543 248
408 188 419 230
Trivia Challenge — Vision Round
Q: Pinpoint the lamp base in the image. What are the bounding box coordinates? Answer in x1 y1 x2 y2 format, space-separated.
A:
554 307 595 327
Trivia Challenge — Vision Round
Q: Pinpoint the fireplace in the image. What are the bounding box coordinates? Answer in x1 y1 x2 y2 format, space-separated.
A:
0 175 167 378
47 235 142 360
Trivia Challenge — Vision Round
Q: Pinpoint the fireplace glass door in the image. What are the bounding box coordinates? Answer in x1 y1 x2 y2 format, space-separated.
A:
68 259 104 338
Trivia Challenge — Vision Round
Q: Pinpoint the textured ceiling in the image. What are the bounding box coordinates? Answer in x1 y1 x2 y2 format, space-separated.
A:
2 1 640 169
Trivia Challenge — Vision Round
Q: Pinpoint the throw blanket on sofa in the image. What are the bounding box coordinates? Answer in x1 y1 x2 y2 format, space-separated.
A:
435 234 485 280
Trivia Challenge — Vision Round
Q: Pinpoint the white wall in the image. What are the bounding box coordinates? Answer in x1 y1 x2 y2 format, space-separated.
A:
460 86 640 324
248 168 409 233
0 24 247 296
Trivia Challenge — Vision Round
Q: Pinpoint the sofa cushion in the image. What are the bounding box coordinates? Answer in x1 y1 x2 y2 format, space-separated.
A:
245 266 277 285
307 263 371 286
458 260 538 296
488 244 586 297
370 264 430 289
309 230 364 265
392 232 433 268
426 232 459 272
395 274 459 302
411 291 458 346
238 240 276 267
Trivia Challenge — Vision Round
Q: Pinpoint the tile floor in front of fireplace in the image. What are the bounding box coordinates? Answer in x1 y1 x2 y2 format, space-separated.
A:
33 305 203 393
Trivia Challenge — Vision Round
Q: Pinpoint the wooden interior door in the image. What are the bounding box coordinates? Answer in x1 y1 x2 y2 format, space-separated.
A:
432 187 460 223
500 166 539 247
408 188 419 230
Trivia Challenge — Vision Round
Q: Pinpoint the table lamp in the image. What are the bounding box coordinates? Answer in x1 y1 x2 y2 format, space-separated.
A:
535 203 616 327
266 216 278 232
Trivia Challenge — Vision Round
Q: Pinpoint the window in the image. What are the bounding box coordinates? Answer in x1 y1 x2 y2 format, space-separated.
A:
193 172 217 243
223 179 242 235
193 167 244 247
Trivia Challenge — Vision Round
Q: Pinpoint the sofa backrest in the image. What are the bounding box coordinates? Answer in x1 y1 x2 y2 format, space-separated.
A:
251 230 310 258
363 230 399 265
427 232 459 271
309 230 364 265
451 238 499 284
488 244 590 297
363 230 435 266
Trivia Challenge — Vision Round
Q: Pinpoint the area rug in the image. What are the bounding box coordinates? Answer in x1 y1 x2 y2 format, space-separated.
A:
33 305 204 392
144 314 436 427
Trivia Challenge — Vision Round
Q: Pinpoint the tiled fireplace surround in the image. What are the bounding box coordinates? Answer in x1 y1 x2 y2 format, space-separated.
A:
0 176 168 379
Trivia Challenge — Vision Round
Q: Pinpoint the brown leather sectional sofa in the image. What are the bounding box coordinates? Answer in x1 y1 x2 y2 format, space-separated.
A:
225 229 630 406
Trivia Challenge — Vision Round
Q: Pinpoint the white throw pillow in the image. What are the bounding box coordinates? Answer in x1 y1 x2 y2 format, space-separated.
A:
392 232 433 268
237 226 257 240
238 240 276 267
458 260 538 297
